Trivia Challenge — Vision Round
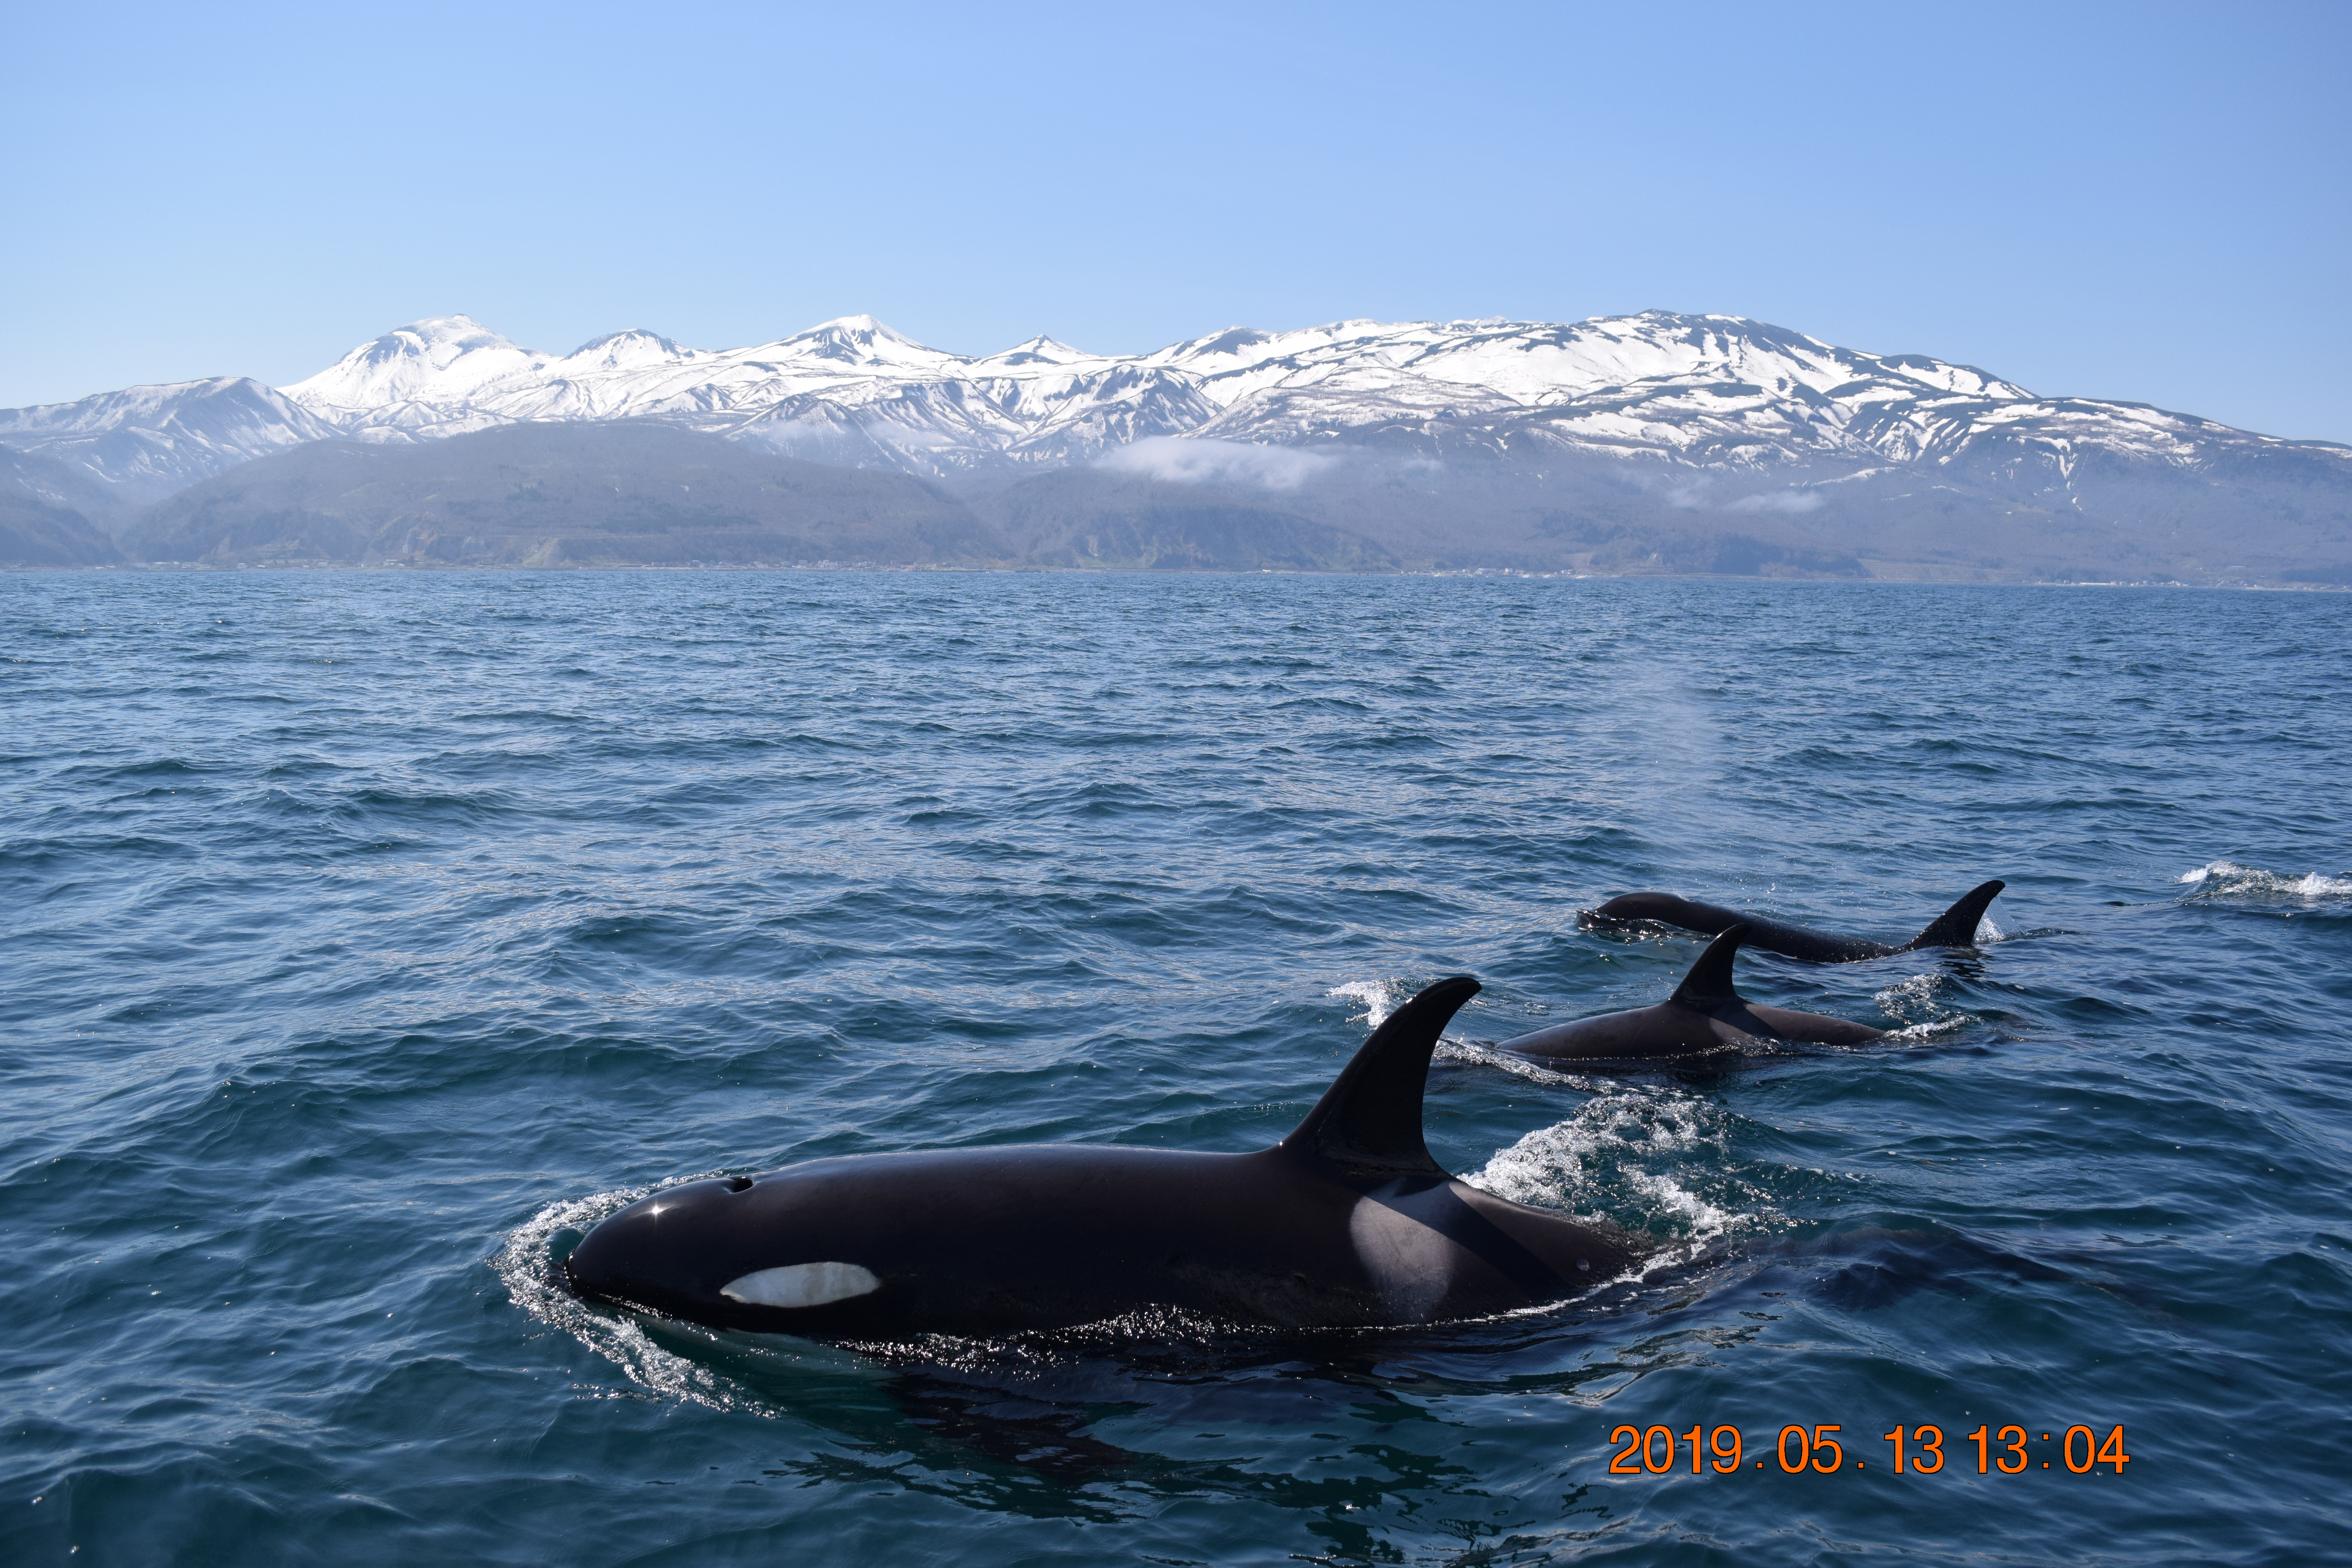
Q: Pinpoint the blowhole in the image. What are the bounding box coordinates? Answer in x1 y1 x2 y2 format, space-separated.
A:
727 1175 753 1193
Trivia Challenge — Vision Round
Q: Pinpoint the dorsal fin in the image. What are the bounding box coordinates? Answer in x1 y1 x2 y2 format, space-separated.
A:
1669 924 1748 1006
1278 976 1479 1176
1906 879 2005 949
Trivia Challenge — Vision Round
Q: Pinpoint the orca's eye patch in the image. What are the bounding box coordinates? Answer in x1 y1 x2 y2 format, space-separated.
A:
721 1262 881 1309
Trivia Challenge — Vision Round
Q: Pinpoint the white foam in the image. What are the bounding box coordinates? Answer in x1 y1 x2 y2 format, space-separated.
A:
1876 972 1940 1009
1434 1039 1609 1089
1327 977 1408 1029
496 1179 767 1413
1883 1016 1972 1043
1872 971 1976 1039
2178 860 2352 898
1622 1168 1738 1233
1460 1087 1768 1245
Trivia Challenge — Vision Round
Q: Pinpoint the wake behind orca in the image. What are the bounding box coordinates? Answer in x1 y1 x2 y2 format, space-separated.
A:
564 977 1643 1339
1585 879 2005 963
1493 923 1884 1069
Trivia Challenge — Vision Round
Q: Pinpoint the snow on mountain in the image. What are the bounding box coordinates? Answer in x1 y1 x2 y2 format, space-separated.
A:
7 310 2341 506
267 310 1228 473
280 316 561 438
261 307 2313 487
0 377 343 502
1164 311 2332 490
1166 312 2049 465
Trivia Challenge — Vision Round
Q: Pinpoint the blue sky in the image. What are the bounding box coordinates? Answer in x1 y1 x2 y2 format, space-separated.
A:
5 1 2347 439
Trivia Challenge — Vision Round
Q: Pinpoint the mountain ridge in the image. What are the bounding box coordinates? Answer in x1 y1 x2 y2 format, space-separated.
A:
4 310 2347 582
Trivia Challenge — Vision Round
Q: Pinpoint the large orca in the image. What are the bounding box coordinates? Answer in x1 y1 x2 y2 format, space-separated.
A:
1494 924 1884 1069
563 977 1643 1338
1585 879 2004 963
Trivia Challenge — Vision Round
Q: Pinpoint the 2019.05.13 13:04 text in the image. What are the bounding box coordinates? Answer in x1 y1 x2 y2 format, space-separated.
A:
1607 1425 2133 1476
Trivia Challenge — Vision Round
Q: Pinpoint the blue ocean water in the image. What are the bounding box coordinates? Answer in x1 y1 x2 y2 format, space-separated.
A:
3 569 2347 1567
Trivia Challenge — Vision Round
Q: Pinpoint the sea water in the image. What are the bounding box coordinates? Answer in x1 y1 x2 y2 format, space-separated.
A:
2 570 2346 1566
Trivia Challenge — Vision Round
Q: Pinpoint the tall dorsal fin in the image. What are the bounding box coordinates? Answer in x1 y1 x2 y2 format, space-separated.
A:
1669 924 1748 1007
1278 976 1479 1176
1906 879 2005 949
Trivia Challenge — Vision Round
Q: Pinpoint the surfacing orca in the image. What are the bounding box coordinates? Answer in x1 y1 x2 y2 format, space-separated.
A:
1586 879 2005 963
564 976 1642 1338
1494 924 1883 1069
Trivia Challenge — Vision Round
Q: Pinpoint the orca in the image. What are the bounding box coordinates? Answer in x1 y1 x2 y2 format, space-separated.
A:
563 976 1642 1338
1585 880 2004 964
1494 924 1884 1069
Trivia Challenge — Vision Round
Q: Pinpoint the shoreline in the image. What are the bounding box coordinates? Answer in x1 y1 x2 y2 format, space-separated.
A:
2 561 2344 591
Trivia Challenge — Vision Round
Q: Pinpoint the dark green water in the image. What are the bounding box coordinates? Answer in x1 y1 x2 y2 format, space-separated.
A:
3 570 2346 1565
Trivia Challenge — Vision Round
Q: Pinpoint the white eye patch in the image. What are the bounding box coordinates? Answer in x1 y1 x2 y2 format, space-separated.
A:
720 1261 881 1309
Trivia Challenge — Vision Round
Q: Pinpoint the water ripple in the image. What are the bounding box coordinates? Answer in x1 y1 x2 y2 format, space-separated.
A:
2 571 2347 1566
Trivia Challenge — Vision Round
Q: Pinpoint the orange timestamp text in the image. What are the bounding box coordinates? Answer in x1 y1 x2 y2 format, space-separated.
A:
1606 1423 2132 1476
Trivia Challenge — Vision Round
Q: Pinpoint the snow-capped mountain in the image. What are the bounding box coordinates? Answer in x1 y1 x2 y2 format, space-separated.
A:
280 314 1222 472
6 310 2345 553
265 310 2312 478
0 377 341 501
281 316 561 437
267 309 2346 497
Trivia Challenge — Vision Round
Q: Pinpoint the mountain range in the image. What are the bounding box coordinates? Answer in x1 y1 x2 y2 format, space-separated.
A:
3 311 2346 583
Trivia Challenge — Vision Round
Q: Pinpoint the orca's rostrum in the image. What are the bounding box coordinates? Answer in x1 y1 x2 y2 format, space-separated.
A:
564 978 1642 1338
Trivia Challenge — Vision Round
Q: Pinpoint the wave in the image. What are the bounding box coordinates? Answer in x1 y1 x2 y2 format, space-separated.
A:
1325 976 1408 1029
2178 859 2352 900
1459 1087 1773 1248
1872 971 1979 1040
495 1180 767 1413
1435 1039 1607 1088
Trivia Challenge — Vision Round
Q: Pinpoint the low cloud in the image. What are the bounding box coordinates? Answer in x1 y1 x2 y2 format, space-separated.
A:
1652 477 1826 515
1094 436 1339 491
1728 490 1825 515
